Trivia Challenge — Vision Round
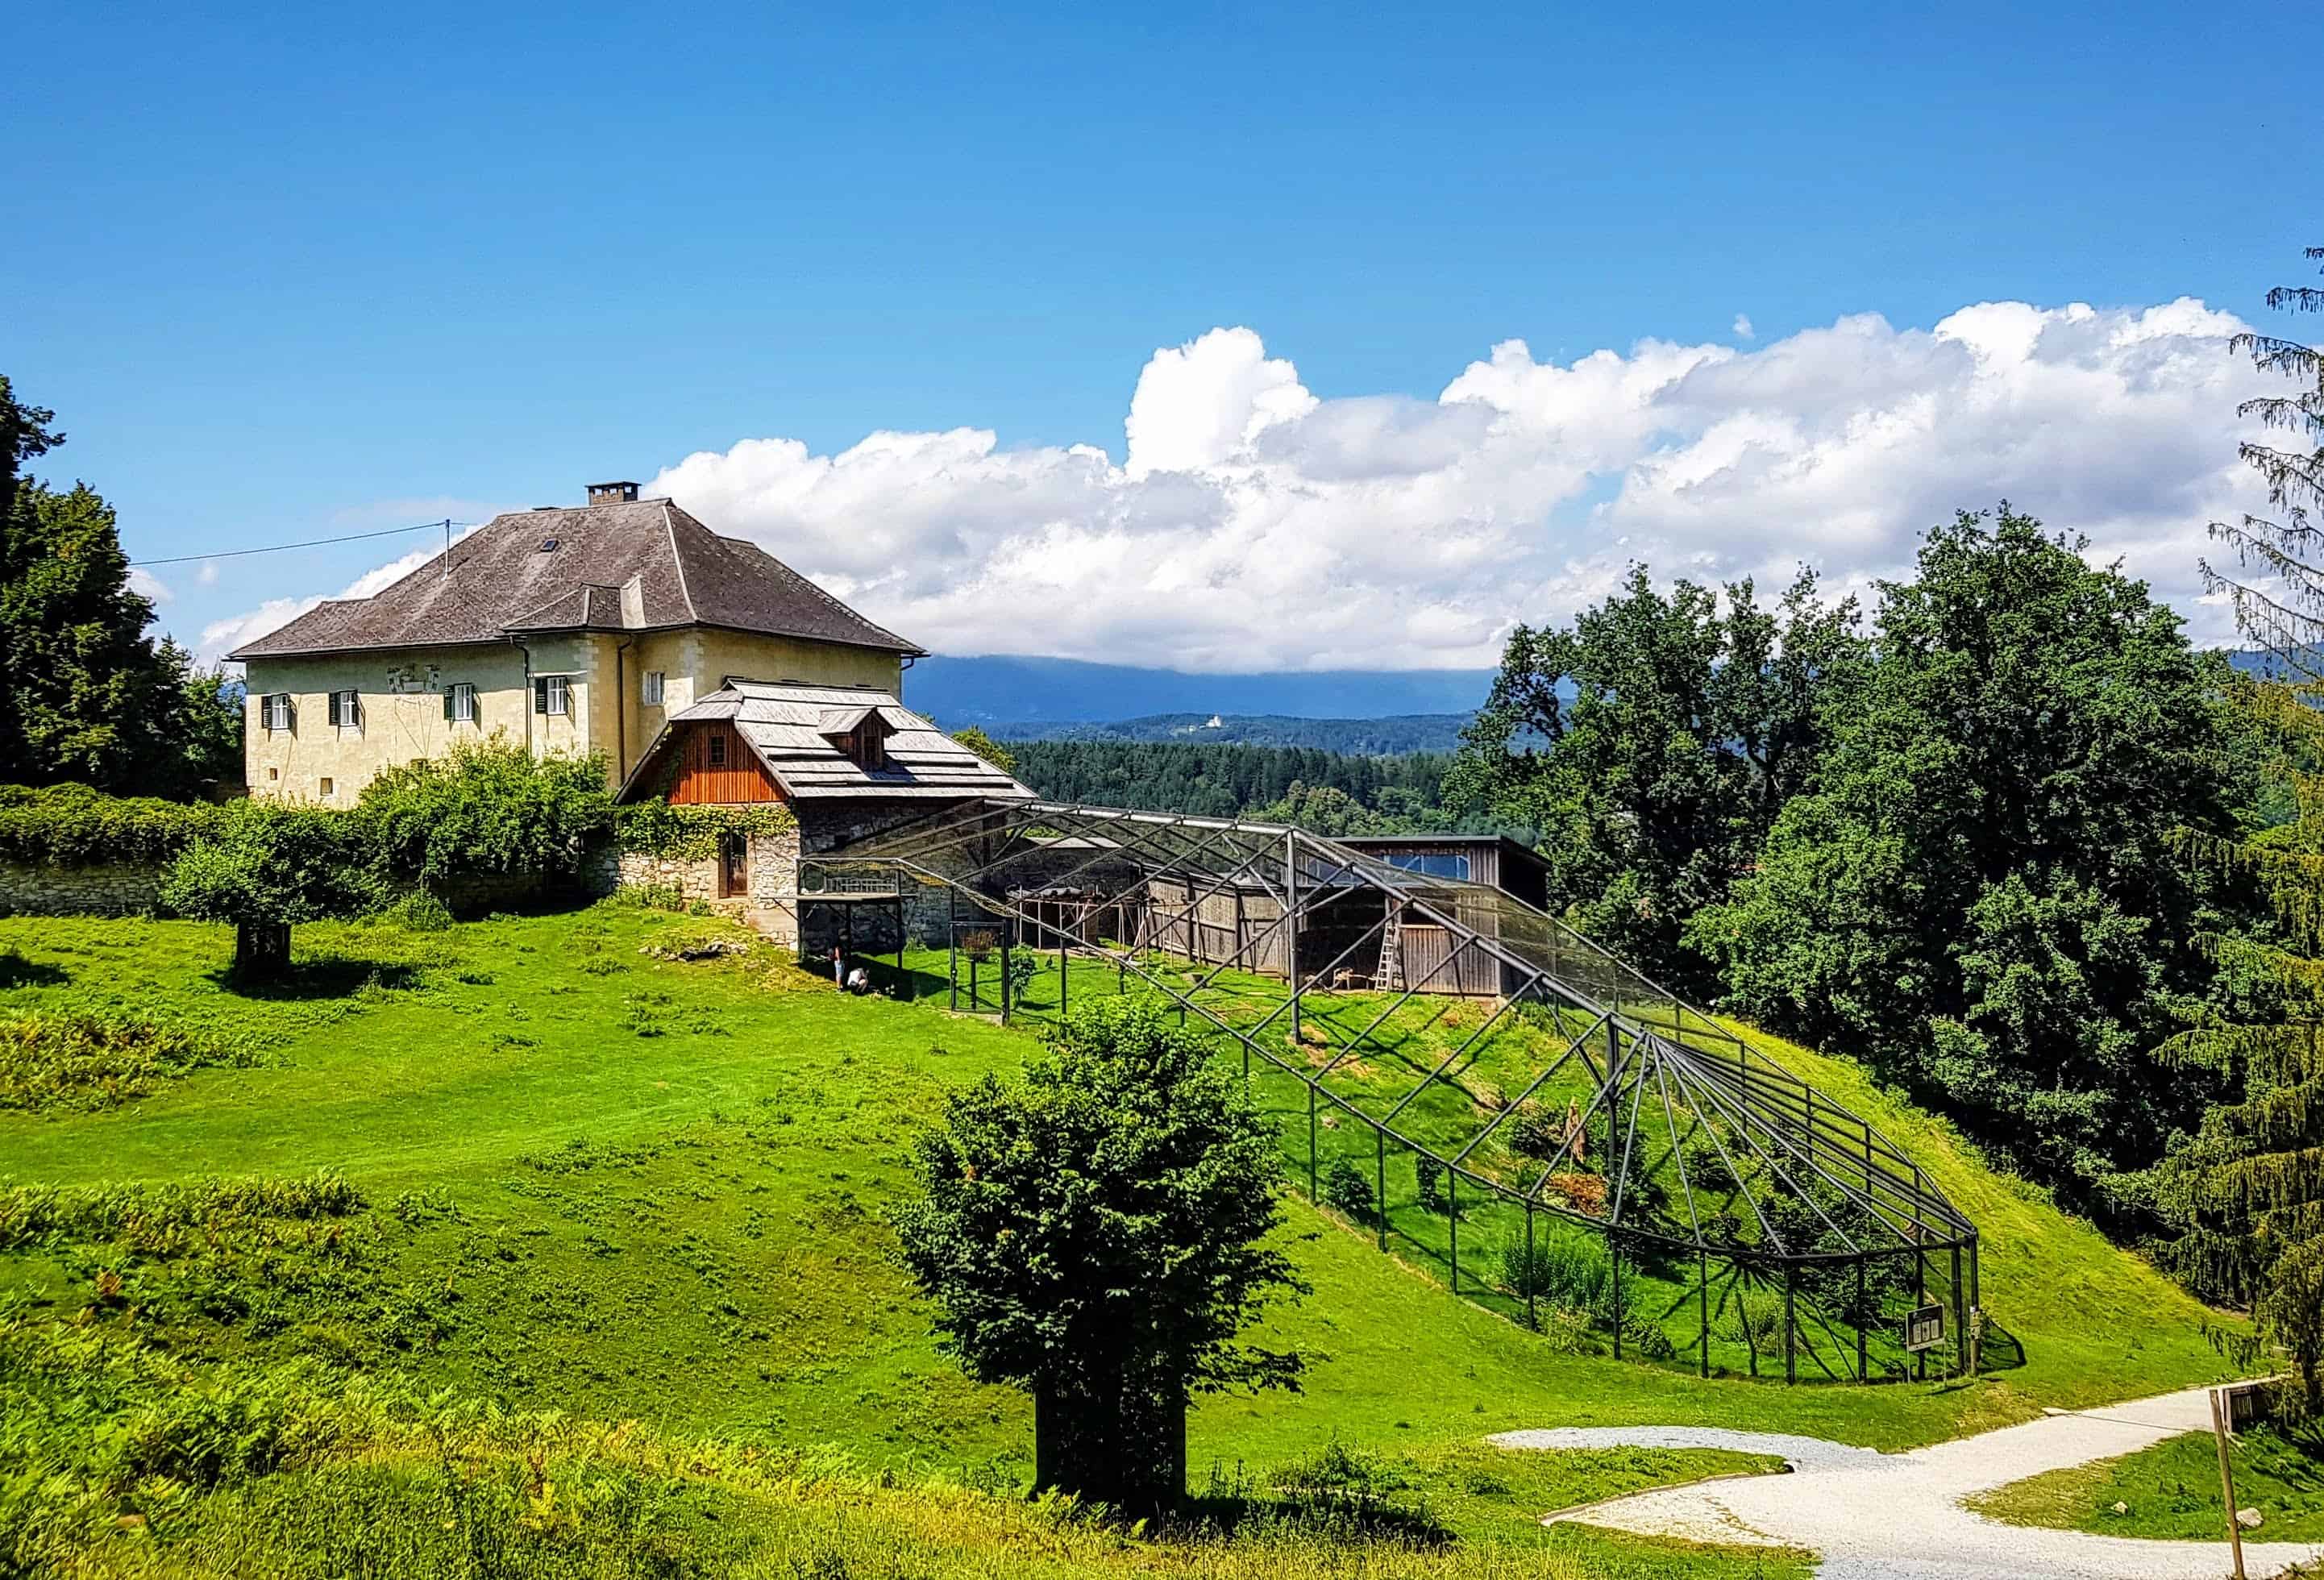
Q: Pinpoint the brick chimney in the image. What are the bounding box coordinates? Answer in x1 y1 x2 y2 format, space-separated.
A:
588 480 640 504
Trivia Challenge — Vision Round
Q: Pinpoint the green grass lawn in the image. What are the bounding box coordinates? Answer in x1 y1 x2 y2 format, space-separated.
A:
0 905 2251 1575
1969 1425 2324 1544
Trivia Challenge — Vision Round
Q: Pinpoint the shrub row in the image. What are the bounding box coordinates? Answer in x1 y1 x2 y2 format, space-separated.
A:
0 784 227 867
2 742 796 894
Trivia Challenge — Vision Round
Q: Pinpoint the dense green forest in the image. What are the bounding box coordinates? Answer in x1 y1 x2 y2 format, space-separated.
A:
1007 738 1490 833
993 713 1474 753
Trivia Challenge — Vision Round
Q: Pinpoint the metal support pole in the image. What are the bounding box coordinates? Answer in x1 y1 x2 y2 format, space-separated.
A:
1000 925 1011 1026
1784 1266 1797 1385
1285 830 1301 1045
1699 1251 1711 1378
1969 1233 1982 1376
1308 1082 1318 1203
948 901 958 1011
1448 1166 1459 1293
1856 1258 1869 1382
1375 1128 1387 1251
1611 1235 1623 1360
1952 1243 1967 1379
1058 931 1068 1017
1526 1204 1537 1330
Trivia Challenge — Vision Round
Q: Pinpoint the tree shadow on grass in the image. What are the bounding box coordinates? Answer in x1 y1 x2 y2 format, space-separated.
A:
214 958 423 1001
1174 1458 1453 1549
0 953 69 988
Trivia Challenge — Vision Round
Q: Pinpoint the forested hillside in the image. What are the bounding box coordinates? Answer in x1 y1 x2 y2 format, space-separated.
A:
1008 738 1485 832
992 713 1474 753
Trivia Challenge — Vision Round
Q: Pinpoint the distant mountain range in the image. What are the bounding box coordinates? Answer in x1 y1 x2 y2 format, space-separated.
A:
987 712 1474 753
905 654 1495 732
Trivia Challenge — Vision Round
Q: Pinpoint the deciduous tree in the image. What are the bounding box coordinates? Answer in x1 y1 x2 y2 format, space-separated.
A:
891 1000 1304 1516
1693 508 2246 1212
1446 566 1860 987
0 377 242 796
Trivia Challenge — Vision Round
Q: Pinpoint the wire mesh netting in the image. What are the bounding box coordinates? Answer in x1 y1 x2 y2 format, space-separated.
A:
818 798 1983 1385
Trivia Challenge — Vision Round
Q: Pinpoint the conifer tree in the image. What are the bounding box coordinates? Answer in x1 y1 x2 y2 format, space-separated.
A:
2160 245 2324 1428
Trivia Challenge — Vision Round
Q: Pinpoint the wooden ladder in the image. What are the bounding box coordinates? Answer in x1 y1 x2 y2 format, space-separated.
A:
1378 905 1405 992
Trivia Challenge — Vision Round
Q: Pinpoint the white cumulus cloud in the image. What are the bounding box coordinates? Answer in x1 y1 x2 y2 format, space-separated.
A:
216 301 2275 673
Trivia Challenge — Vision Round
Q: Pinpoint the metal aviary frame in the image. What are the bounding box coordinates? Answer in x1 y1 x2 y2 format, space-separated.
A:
817 798 1982 1386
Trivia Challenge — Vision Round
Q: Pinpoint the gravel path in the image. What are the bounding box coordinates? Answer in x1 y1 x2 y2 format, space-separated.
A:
1490 1385 2324 1578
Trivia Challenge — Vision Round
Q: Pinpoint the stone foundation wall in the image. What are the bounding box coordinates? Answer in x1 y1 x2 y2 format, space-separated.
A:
613 825 804 948
0 859 167 917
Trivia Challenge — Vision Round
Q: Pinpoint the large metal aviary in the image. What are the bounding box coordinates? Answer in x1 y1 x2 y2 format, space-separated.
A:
818 798 1983 1385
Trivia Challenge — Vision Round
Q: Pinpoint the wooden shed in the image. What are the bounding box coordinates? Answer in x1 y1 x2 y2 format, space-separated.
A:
1134 834 1553 999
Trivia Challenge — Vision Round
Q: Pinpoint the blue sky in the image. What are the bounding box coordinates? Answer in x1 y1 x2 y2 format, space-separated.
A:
6 1 2312 667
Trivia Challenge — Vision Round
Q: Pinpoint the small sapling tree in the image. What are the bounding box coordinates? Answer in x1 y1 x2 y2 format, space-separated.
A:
160 802 385 975
892 999 1305 1518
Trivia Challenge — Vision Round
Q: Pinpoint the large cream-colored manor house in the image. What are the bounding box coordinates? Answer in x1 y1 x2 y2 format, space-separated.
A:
231 482 925 802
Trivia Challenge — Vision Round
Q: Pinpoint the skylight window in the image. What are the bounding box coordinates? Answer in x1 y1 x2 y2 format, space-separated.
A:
539 537 559 552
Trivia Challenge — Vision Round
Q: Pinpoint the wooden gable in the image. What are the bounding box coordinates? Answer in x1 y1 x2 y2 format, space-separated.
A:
667 721 785 805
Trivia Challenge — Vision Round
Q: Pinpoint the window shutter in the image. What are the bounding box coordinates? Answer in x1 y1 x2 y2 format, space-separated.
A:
534 677 549 715
443 688 455 722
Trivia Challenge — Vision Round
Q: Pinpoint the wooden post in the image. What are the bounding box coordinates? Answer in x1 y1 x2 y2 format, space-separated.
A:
2211 1387 2248 1580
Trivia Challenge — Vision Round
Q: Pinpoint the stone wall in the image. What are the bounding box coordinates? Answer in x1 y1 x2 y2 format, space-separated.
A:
0 859 167 917
613 824 805 948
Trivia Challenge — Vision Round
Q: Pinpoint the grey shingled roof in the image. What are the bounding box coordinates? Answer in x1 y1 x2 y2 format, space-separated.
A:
229 498 921 659
617 682 1035 804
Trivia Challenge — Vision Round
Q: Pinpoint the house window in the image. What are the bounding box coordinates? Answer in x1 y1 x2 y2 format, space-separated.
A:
707 734 728 767
444 683 478 725
260 692 293 733
318 777 335 798
533 675 570 717
267 767 278 781
642 671 664 707
328 689 362 730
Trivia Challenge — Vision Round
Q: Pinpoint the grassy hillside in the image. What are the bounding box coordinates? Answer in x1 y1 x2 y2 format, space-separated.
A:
0 904 2246 1574
1969 1424 2324 1544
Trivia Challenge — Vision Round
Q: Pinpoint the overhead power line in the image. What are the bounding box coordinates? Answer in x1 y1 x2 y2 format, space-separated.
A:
131 518 478 568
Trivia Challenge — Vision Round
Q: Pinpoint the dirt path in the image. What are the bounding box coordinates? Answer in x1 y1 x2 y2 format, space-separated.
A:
1492 1385 2324 1578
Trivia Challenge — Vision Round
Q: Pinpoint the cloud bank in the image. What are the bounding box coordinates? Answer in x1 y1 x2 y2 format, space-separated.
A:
216 303 2271 671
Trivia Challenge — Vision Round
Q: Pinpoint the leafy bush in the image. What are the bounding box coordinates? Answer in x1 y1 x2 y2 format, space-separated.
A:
1496 1234 1608 1311
1320 1158 1374 1222
0 1012 259 1112
362 738 613 884
1415 1155 1448 1213
380 888 453 933
609 882 687 912
1506 1104 1569 1163
614 800 795 861
0 782 226 867
160 801 389 971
